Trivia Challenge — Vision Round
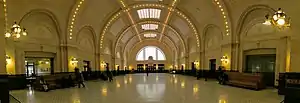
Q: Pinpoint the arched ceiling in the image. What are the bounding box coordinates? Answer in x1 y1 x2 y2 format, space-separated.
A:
3 0 231 55
67 0 228 51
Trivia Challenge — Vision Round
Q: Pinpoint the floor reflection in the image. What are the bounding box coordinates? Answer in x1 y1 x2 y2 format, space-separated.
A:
136 84 166 102
10 73 283 103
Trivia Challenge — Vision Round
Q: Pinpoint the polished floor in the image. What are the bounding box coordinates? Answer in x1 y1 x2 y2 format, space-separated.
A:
11 73 283 103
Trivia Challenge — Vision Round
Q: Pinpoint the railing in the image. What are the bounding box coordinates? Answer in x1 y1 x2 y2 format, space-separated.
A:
9 94 21 103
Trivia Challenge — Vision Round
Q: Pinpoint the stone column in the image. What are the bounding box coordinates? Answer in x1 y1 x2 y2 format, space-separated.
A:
231 42 239 71
121 59 124 70
185 56 189 69
60 45 68 72
0 32 7 74
95 53 100 71
111 57 115 70
200 51 204 69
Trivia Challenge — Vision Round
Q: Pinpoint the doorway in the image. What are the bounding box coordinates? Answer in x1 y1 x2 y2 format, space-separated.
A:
191 62 195 70
209 59 216 71
83 60 91 72
245 54 276 87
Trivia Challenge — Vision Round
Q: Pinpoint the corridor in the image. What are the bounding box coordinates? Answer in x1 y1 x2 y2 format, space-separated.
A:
10 74 282 103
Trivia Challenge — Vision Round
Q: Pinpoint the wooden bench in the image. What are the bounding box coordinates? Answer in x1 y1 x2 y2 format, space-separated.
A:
225 72 265 90
33 73 76 91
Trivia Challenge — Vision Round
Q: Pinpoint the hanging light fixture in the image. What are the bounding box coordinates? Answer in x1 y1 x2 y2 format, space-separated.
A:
264 8 291 29
5 22 27 39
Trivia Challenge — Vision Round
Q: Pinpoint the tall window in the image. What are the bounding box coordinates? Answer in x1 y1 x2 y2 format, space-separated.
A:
136 46 166 61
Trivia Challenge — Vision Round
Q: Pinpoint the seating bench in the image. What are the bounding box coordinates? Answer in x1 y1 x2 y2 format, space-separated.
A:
225 72 265 90
33 73 76 92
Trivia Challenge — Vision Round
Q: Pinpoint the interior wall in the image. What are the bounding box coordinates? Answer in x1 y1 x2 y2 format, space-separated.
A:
5 10 62 74
114 45 122 70
236 6 292 86
203 25 223 70
76 26 96 71
100 38 113 71
188 36 200 69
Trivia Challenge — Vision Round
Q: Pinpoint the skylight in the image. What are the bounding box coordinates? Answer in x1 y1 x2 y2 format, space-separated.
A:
141 24 158 30
144 33 157 38
137 8 161 19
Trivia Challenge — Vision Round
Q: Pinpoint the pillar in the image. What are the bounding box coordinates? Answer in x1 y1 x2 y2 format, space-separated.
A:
185 56 189 69
0 32 6 74
95 52 100 71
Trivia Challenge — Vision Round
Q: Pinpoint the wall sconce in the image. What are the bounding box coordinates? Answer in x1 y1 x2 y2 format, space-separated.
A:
6 55 11 65
71 58 78 66
101 61 106 67
264 8 291 29
221 56 229 64
115 65 119 70
194 61 200 69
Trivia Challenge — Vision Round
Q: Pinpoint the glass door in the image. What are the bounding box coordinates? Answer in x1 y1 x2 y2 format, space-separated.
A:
25 62 35 77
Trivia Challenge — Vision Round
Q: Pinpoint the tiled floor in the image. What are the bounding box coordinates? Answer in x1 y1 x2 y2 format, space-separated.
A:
10 73 283 103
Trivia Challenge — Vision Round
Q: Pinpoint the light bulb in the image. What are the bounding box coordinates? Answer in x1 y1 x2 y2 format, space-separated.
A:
273 15 278 20
5 32 11 37
263 20 271 25
22 32 27 36
17 28 21 33
16 33 21 38
13 28 18 32
277 19 285 26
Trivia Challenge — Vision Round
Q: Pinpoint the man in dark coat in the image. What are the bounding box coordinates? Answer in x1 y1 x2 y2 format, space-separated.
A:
106 65 113 82
75 68 85 88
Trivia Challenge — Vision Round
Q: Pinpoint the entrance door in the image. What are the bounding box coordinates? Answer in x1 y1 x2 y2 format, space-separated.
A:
209 59 216 71
83 60 91 72
25 62 35 76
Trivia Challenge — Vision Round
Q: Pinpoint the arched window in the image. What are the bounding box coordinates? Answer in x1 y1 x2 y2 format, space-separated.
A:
136 46 166 61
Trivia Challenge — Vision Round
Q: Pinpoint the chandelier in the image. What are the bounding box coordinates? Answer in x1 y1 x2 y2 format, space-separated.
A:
263 8 291 28
5 22 27 39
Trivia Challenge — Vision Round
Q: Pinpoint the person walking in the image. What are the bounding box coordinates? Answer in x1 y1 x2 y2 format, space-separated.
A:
75 68 85 88
106 65 113 82
146 66 149 76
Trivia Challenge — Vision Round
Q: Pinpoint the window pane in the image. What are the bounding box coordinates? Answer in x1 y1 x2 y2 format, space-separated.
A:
136 46 166 61
157 49 166 60
136 49 144 61
137 8 161 19
145 47 156 60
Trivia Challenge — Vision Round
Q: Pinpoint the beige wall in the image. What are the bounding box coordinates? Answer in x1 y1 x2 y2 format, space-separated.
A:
1 0 300 81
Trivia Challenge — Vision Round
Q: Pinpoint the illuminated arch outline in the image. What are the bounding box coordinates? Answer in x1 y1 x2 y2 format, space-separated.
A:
136 46 166 61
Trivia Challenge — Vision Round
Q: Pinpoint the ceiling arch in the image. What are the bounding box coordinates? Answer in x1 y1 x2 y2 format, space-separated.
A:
114 20 186 56
235 5 275 42
76 25 96 50
122 33 178 57
96 3 204 49
19 9 62 42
